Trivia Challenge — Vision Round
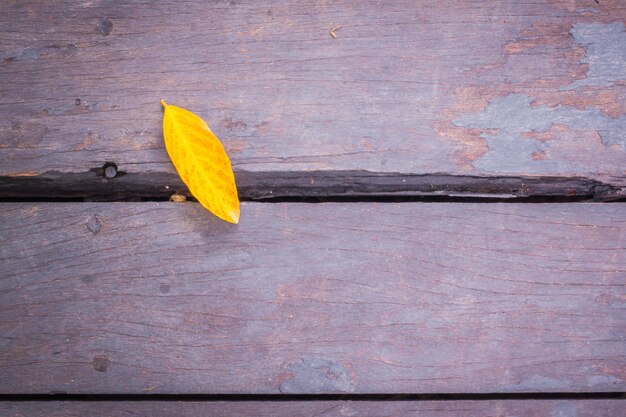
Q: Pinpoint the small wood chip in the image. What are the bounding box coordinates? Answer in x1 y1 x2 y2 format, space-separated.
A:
169 193 187 203
329 22 342 39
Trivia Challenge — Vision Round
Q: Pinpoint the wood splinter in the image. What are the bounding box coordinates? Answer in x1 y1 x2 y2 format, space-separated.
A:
329 22 342 39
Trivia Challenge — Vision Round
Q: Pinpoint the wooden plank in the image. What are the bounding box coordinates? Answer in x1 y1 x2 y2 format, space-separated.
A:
0 202 624 394
1 400 625 417
1 1 625 198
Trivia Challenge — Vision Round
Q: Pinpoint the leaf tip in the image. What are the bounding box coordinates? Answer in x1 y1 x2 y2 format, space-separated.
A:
160 99 168 108
227 208 240 224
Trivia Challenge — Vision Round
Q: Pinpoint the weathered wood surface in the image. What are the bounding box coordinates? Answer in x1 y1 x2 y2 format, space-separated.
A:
2 400 624 417
0 202 624 394
1 1 625 198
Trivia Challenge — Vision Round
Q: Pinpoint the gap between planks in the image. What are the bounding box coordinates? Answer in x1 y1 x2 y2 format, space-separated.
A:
0 170 624 202
0 392 624 401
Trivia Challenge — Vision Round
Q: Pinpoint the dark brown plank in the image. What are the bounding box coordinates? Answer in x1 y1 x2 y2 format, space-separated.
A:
0 202 624 394
1 400 624 417
1 1 625 198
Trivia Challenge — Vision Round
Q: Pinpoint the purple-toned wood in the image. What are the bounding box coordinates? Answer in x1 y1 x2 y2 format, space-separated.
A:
1 1 625 198
0 202 624 394
1 400 624 417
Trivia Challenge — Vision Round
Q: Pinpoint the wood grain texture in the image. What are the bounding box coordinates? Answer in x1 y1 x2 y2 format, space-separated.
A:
1 400 625 417
1 0 625 195
0 202 624 394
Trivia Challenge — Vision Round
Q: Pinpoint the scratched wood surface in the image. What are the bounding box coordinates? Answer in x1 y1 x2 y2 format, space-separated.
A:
2 400 625 417
1 0 625 199
1 202 624 394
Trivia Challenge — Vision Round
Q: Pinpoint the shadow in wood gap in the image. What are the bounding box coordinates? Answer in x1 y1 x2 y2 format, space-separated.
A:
1 393 624 402
0 171 624 202
1 195 620 203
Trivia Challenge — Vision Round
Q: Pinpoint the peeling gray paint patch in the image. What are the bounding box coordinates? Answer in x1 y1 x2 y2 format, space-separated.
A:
587 374 621 386
1 47 42 63
453 94 626 173
561 22 626 90
551 401 578 417
575 8 598 14
1 44 77 65
497 374 568 392
280 358 354 393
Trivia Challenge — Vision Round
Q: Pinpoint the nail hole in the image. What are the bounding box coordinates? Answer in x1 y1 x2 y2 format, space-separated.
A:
86 214 103 234
96 18 113 36
92 355 110 372
103 162 118 179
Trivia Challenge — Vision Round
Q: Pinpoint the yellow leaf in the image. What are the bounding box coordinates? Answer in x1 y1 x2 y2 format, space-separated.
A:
161 100 240 224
